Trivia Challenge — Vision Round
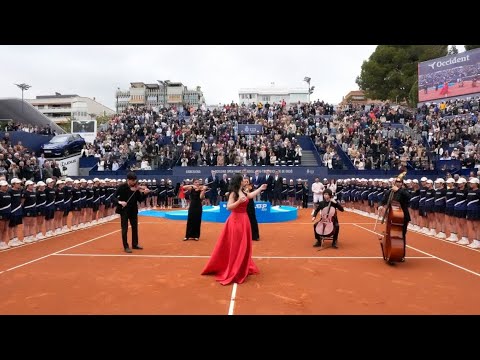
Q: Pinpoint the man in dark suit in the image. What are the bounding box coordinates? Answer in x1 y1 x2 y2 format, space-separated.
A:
207 170 219 205
251 170 263 201
219 173 229 202
272 170 283 206
113 172 150 253
262 170 273 202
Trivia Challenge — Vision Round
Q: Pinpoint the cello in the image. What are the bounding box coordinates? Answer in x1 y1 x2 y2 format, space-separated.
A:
378 171 407 263
315 201 336 237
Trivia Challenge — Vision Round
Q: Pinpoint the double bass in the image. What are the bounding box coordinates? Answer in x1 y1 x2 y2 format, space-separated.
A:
315 201 336 237
378 171 407 263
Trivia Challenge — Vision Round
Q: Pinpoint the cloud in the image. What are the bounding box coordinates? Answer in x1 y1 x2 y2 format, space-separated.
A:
0 45 378 109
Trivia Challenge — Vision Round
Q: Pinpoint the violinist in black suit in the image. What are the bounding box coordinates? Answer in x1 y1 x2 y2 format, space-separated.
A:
311 189 344 248
113 172 150 253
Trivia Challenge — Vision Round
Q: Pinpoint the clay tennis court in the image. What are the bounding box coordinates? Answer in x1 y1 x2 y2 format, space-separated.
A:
0 209 479 315
418 80 479 102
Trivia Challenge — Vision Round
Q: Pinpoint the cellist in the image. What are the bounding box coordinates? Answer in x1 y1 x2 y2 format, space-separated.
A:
311 188 344 248
378 177 411 263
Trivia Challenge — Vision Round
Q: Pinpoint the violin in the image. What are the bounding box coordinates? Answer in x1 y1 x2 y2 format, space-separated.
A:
130 182 149 194
315 201 335 237
378 170 407 263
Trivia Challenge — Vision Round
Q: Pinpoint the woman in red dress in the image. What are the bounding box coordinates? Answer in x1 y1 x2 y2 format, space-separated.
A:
201 174 267 285
440 81 449 96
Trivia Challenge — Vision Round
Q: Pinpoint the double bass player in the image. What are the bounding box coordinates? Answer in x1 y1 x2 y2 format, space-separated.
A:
312 189 344 248
377 176 411 264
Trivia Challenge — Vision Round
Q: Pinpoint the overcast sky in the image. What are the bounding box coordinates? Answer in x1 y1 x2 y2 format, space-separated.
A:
0 45 466 110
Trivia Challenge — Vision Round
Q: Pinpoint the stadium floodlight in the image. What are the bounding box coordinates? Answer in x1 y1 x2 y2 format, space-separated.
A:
14 83 32 112
303 77 313 103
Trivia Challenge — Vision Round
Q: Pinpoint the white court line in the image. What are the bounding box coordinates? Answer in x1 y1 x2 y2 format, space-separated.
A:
353 224 480 278
54 253 210 258
52 253 432 260
407 227 480 253
0 229 121 275
349 212 480 253
262 222 375 225
228 283 238 315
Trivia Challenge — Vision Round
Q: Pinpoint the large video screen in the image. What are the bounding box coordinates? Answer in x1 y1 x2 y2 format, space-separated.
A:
418 48 480 103
72 120 96 133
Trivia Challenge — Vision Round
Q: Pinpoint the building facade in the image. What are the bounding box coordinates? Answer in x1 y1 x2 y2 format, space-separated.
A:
116 81 205 113
26 93 115 124
238 86 309 106
337 90 384 109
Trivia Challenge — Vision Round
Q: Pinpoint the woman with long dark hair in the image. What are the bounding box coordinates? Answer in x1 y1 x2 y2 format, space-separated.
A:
242 176 260 241
202 173 267 285
183 179 207 240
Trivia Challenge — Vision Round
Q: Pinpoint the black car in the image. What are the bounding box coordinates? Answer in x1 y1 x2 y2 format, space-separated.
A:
40 134 86 157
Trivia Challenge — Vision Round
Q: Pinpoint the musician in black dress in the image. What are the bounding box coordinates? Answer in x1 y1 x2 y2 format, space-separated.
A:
242 176 259 241
113 172 150 253
311 189 344 248
183 179 207 241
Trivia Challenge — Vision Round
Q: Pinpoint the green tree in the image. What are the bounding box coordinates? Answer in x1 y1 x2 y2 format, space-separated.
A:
356 45 448 106
465 45 480 51
96 114 111 126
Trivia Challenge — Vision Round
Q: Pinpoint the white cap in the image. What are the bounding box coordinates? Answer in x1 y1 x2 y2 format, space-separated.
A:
87 180 93 184
25 180 35 186
468 177 479 184
446 178 455 183
420 177 428 182
80 179 87 183
456 178 467 184
100 180 106 184
46 178 55 184
412 179 419 183
0 180 8 186
426 179 433 184
93 178 100 182
11 178 22 184
36 181 46 187
434 178 445 183
65 177 73 182
73 180 80 184
56 180 64 185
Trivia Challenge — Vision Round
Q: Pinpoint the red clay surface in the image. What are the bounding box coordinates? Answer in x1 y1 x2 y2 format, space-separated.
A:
0 209 479 314
418 81 480 102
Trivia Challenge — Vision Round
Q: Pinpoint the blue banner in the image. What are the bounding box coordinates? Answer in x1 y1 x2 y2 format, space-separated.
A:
173 166 327 180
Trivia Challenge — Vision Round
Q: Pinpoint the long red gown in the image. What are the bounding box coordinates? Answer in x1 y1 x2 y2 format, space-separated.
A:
201 198 259 285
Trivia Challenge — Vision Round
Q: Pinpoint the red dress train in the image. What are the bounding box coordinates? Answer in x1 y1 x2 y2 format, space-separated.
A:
201 198 259 285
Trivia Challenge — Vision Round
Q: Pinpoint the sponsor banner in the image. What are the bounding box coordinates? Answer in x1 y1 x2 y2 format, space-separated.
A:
219 201 270 217
216 201 296 223
48 154 81 177
418 48 480 103
237 124 263 134
173 166 327 183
